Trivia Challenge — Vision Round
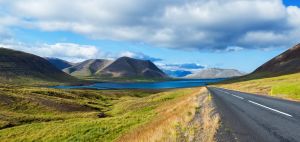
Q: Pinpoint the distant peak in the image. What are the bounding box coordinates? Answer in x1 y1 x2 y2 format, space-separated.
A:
117 56 151 62
118 56 132 60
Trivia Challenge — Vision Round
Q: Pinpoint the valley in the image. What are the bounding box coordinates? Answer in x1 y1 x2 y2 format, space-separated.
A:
0 83 217 141
1 42 300 142
0 47 220 141
1 1 300 141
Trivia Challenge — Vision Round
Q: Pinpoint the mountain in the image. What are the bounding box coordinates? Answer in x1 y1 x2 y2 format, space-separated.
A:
163 70 192 78
63 59 113 76
98 57 168 78
45 57 74 70
252 43 300 77
186 68 245 79
64 57 168 78
0 48 76 82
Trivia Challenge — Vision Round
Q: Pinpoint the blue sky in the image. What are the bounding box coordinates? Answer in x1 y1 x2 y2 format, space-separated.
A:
11 27 287 72
284 0 300 6
0 0 300 73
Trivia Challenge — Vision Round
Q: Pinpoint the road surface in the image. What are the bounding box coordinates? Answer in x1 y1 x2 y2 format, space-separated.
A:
208 87 300 142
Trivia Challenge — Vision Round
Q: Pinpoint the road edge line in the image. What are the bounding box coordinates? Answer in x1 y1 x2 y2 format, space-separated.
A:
248 100 293 117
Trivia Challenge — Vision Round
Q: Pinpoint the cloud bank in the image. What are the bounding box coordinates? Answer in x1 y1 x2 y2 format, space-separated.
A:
0 41 101 62
119 51 162 62
0 0 299 51
0 41 161 63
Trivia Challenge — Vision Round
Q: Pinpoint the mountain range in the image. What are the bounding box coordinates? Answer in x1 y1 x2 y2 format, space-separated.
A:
4 42 299 82
47 57 245 79
63 59 113 77
63 57 168 78
0 48 168 82
186 68 245 79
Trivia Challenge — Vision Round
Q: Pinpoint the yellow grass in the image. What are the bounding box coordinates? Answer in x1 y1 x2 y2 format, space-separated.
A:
117 87 220 142
192 91 220 142
217 72 300 101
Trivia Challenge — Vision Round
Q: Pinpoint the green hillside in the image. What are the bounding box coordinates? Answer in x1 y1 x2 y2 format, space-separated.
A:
218 72 300 101
217 43 300 101
0 48 77 85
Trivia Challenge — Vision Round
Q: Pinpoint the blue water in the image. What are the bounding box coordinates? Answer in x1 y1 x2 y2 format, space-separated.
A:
53 78 226 90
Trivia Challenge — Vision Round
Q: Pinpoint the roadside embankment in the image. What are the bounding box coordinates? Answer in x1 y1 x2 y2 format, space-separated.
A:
117 87 220 142
216 72 300 101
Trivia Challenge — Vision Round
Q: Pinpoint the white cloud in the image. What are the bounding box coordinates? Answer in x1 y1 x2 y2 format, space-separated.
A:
119 51 162 62
37 43 100 60
239 31 288 46
287 6 300 27
0 0 299 51
158 63 205 72
0 41 101 62
0 41 163 63
119 51 136 58
0 15 19 39
225 46 244 52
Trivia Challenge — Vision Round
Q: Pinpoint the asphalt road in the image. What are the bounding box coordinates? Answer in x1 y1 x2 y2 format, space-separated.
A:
208 87 300 142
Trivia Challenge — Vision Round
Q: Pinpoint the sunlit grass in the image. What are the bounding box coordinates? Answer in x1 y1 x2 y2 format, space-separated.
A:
271 83 300 100
0 84 200 141
218 72 300 101
117 88 220 142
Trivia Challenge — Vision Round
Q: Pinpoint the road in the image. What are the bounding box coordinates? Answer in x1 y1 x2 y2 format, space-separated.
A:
208 87 300 142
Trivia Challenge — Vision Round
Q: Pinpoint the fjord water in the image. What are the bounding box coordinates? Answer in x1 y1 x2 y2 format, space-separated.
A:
54 79 225 90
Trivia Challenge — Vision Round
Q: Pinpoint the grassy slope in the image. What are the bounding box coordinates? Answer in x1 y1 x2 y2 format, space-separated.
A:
217 72 300 101
0 48 77 84
0 84 200 141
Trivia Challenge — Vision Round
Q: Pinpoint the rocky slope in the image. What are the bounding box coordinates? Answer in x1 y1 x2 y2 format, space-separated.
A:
252 43 300 77
186 68 245 79
64 57 168 78
63 59 113 77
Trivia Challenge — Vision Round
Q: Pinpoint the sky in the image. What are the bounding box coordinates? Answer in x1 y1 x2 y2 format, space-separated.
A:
0 0 299 73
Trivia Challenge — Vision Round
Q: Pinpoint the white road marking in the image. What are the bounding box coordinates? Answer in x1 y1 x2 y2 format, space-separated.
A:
218 89 244 100
220 90 230 94
214 88 293 117
248 100 293 117
231 94 244 100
